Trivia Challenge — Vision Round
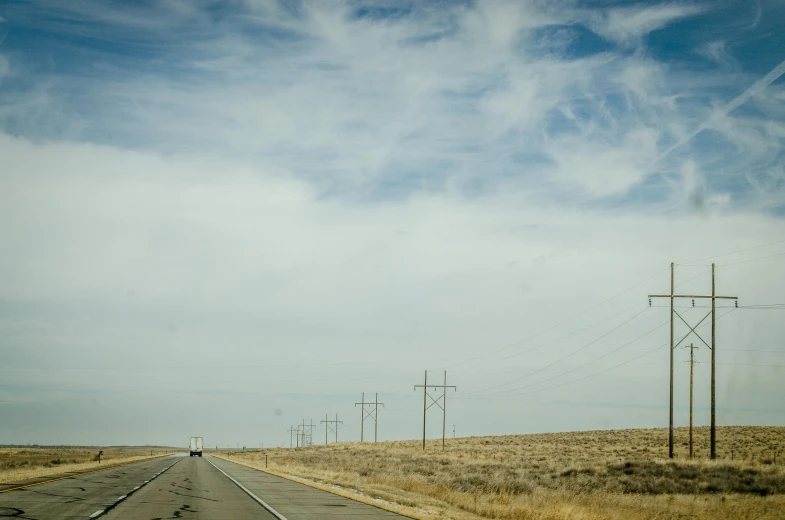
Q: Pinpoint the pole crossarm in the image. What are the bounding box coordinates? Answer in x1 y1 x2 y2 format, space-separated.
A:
648 294 737 299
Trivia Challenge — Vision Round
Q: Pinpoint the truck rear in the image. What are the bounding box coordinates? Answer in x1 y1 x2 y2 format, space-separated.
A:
189 436 203 457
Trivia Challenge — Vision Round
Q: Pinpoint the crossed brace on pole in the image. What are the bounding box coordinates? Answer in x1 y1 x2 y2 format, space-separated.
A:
321 414 343 444
355 393 384 443
414 370 457 451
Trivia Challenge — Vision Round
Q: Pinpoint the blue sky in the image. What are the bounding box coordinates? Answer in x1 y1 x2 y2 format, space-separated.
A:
0 1 784 447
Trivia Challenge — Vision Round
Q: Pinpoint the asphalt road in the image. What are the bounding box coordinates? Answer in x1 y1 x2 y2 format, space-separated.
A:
0 455 411 519
0 456 178 520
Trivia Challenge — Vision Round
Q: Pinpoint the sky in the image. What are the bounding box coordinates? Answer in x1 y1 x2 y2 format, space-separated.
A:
0 0 784 449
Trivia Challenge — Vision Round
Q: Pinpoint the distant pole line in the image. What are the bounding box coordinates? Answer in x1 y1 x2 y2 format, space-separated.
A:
649 263 737 459
287 426 298 449
355 393 384 443
321 414 343 444
414 370 457 451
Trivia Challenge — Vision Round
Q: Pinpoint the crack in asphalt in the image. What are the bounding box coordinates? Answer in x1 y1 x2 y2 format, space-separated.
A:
0 507 38 520
150 503 197 520
166 490 218 502
27 488 85 504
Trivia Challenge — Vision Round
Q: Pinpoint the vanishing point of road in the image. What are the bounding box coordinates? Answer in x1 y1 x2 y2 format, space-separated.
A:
0 455 408 519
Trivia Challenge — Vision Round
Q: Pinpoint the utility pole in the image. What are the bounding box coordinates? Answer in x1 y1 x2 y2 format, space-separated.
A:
685 343 698 459
649 262 737 459
321 414 343 444
287 426 297 449
414 370 457 451
453 425 456 438
355 393 385 442
298 419 314 447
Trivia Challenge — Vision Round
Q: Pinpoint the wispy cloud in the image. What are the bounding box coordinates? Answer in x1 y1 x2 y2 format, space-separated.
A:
583 3 704 48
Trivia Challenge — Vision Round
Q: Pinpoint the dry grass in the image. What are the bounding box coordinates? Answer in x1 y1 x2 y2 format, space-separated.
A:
216 426 785 520
0 446 175 484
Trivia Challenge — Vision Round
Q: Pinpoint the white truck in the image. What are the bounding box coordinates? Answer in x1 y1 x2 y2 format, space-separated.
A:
189 436 203 457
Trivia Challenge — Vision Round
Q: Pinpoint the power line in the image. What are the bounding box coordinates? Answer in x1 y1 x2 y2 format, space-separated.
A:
680 238 785 265
722 348 785 354
445 267 670 369
468 312 671 397
488 305 647 365
718 250 785 267
464 307 651 395
470 308 736 400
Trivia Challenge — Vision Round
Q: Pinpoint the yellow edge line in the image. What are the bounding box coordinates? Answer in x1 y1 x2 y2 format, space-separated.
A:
210 454 418 520
0 455 170 494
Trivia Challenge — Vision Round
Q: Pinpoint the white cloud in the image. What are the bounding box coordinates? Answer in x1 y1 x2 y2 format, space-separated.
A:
586 4 703 47
544 128 659 197
696 40 736 67
1 133 784 444
0 55 8 79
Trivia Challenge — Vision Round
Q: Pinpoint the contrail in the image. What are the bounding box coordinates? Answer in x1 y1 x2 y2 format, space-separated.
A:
658 57 785 162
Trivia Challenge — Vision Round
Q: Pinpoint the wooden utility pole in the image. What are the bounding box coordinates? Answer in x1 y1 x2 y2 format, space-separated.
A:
685 343 698 459
374 393 380 443
649 262 737 459
414 370 457 451
355 393 384 443
357 393 364 442
711 264 717 460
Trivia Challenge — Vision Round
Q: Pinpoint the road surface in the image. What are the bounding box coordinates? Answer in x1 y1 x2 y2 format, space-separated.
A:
0 455 410 519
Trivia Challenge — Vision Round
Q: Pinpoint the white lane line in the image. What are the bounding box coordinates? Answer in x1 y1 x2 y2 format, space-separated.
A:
85 458 181 519
204 457 288 520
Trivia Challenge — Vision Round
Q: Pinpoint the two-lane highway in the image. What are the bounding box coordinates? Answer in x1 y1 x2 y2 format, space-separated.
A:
100 456 279 520
0 455 412 519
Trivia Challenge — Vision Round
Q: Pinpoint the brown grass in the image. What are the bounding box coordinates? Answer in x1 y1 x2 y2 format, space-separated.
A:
0 446 175 484
215 426 785 520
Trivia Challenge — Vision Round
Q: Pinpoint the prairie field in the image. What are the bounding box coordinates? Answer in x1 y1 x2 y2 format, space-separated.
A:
217 426 785 520
0 446 174 484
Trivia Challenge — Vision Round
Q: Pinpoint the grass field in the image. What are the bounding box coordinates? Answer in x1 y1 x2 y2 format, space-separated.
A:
216 426 785 520
0 446 175 484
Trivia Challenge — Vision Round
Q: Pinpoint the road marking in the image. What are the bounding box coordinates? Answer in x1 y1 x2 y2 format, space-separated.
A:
0 456 173 494
205 456 288 520
84 458 181 519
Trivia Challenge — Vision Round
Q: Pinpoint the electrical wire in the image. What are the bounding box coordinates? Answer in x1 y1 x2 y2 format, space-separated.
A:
468 308 736 399
469 304 649 368
680 238 785 265
462 307 653 395
717 250 785 267
472 312 671 397
444 267 670 369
